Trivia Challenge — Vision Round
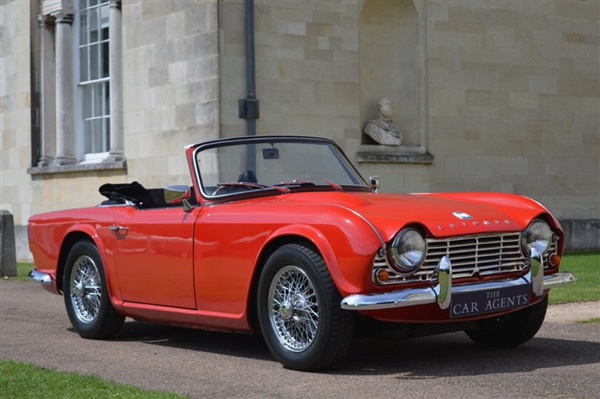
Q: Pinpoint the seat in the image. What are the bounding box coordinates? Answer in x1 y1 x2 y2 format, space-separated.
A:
238 170 258 183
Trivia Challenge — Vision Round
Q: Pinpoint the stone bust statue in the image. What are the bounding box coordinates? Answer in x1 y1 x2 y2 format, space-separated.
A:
363 97 402 146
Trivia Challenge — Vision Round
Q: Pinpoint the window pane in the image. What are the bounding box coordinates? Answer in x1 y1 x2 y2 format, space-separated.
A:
92 119 103 152
83 120 93 154
89 43 99 80
89 8 98 43
93 82 102 117
79 10 88 44
101 41 109 78
79 47 88 81
104 117 111 149
82 85 93 118
104 81 110 114
101 26 109 42
100 5 109 40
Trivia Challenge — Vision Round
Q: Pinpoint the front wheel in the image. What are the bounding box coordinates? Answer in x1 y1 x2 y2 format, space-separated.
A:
465 296 548 347
63 240 125 339
257 243 354 371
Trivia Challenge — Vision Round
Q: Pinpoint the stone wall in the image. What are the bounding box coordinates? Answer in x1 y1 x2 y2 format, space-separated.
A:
0 0 34 236
425 1 599 222
219 0 363 152
121 0 220 189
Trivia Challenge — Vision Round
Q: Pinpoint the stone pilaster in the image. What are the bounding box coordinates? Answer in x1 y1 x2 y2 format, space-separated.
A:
107 0 125 162
37 14 56 167
53 12 76 166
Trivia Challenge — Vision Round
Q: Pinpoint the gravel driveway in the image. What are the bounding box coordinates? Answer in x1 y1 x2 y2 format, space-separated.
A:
1 279 599 399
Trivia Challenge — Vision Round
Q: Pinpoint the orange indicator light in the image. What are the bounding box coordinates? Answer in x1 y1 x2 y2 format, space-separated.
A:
376 269 389 282
549 254 561 268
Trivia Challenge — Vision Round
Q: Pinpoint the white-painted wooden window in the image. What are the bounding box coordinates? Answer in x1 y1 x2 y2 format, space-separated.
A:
76 0 110 158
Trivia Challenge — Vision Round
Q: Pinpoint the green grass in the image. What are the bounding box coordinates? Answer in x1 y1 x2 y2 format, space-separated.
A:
12 262 33 282
0 359 188 399
548 251 600 305
577 318 600 325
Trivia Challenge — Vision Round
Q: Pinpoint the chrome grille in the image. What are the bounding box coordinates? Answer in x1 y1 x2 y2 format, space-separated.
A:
426 233 525 279
374 232 558 285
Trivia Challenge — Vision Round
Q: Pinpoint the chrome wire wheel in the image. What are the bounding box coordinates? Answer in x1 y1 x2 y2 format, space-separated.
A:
258 243 354 370
268 265 319 352
68 254 102 324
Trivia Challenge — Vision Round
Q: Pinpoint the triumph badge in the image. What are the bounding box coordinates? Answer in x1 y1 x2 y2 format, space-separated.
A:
453 211 473 221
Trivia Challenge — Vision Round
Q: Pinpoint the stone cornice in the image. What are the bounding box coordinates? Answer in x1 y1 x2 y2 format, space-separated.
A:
28 160 127 176
356 145 434 164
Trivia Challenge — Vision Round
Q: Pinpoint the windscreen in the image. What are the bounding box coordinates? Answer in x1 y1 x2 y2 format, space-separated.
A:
196 139 366 198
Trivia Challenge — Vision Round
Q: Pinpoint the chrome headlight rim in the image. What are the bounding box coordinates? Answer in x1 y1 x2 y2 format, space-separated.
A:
521 219 553 256
387 228 427 274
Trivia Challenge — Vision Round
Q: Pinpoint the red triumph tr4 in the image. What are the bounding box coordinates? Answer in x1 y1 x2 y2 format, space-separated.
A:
29 135 576 371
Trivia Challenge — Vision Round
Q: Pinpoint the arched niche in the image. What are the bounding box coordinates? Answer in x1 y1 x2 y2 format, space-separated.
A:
358 0 431 162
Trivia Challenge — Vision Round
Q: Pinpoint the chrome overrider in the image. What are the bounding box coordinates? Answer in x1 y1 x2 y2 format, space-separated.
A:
340 248 576 311
29 269 53 285
28 269 60 294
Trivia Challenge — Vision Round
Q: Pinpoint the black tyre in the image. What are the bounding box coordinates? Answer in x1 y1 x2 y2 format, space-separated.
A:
465 296 548 348
257 243 354 371
63 240 125 339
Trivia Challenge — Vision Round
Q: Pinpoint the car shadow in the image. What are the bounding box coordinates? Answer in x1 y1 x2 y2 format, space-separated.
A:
107 320 273 361
98 320 600 376
339 329 600 376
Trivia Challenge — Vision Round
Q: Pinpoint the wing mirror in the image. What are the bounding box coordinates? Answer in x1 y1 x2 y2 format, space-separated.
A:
369 176 380 193
164 185 194 212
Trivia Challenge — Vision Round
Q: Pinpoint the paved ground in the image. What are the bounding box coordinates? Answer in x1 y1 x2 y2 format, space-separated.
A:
546 300 600 323
1 279 599 399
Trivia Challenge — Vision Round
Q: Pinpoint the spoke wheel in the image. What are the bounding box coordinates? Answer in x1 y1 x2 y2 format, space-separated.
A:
69 254 102 324
63 240 124 339
268 266 319 352
258 243 354 371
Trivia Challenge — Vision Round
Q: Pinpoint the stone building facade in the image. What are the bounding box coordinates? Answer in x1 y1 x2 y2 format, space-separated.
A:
1 0 598 261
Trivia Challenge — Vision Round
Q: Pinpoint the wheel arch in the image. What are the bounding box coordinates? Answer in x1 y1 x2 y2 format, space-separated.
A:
57 232 91 292
246 234 318 333
246 222 374 333
56 227 111 294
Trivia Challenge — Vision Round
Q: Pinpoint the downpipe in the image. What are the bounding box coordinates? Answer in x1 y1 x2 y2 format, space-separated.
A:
239 0 259 172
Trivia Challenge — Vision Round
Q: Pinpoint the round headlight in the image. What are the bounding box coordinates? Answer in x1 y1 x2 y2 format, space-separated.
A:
388 228 427 274
522 220 553 255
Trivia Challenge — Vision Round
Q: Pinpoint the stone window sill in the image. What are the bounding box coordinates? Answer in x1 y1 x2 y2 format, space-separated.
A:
356 145 434 164
28 159 127 176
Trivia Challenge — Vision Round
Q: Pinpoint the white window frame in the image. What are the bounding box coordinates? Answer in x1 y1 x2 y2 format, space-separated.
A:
30 0 125 175
74 0 111 162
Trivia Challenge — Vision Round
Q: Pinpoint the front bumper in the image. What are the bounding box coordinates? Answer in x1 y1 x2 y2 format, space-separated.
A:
341 249 576 311
28 269 60 294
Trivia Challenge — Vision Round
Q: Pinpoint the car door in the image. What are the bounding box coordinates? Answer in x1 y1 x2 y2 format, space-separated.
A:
111 206 198 309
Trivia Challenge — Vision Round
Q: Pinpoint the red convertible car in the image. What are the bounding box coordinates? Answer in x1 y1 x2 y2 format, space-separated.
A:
29 135 575 371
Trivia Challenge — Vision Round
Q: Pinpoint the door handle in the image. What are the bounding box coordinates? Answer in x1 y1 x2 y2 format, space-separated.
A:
110 226 129 239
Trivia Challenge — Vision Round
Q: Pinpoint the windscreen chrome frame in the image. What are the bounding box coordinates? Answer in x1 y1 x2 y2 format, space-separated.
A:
190 135 368 200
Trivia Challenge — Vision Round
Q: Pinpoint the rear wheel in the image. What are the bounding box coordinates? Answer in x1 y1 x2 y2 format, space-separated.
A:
63 240 124 339
465 296 548 347
257 243 354 371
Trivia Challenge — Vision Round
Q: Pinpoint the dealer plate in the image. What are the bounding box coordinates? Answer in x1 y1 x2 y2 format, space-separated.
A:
450 284 531 318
